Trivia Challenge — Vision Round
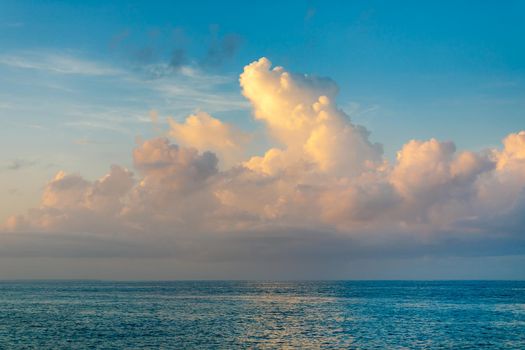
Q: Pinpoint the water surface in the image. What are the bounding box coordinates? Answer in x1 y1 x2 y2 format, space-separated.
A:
0 281 523 349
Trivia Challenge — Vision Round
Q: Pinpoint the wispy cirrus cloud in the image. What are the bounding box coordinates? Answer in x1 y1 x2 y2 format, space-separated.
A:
0 51 122 76
0 50 248 137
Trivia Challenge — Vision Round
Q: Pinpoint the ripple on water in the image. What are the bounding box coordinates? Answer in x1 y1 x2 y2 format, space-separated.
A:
0 281 523 349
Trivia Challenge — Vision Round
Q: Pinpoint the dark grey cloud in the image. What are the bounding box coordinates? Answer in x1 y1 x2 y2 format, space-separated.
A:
200 33 242 69
169 47 187 69
109 26 243 78
2 224 524 264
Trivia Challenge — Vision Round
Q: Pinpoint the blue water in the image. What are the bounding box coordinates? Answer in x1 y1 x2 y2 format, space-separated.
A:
0 281 524 349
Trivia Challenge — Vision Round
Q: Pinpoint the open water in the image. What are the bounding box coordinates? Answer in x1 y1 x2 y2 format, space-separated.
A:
0 280 523 349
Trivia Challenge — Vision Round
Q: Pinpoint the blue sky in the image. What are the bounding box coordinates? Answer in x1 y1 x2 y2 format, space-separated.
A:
3 1 524 146
1 1 525 279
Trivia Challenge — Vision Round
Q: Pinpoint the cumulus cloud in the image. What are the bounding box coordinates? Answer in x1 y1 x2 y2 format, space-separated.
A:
389 139 495 225
168 112 249 167
5 165 134 233
3 58 525 270
123 138 220 232
132 137 218 192
240 58 382 176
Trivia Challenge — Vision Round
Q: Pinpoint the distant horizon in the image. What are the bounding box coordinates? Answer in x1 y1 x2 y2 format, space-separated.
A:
1 279 524 282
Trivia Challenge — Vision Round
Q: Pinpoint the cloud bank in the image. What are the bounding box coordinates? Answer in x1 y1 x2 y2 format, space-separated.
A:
3 58 525 274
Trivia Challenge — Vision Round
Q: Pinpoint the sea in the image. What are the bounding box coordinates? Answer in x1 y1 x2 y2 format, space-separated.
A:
0 280 523 349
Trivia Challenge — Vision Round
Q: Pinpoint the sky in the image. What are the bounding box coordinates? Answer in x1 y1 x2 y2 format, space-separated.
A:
1 1 525 280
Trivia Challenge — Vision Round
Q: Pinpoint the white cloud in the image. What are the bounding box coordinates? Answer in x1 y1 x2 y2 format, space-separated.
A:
240 58 382 176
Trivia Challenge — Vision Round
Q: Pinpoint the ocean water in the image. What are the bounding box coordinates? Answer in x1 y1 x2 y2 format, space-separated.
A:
0 281 523 349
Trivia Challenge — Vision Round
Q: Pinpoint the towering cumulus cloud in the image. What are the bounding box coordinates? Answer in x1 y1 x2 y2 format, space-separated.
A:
241 58 382 176
3 58 525 267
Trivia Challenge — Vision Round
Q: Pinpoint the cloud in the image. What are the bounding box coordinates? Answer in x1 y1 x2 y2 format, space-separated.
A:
240 58 383 176
496 131 525 171
144 69 249 113
389 139 495 224
201 32 242 68
168 112 249 167
0 51 121 76
113 26 242 79
3 58 525 272
169 48 187 69
132 137 218 193
5 165 134 233
0 49 250 150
